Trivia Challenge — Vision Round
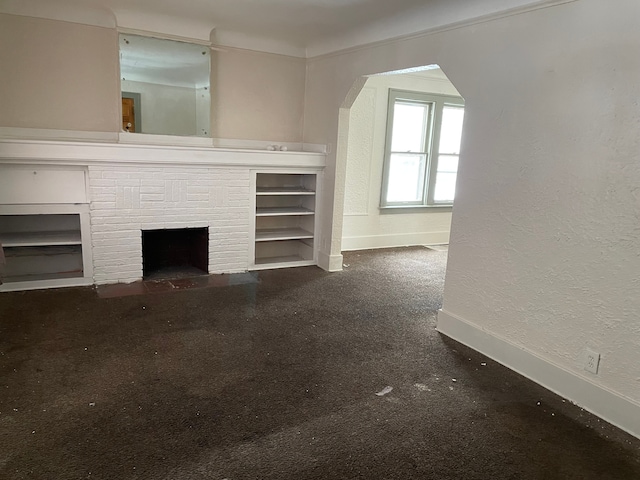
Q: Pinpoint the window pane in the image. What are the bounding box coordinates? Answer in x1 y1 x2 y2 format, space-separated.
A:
439 106 464 154
433 172 457 203
391 102 429 153
437 154 458 173
386 153 426 203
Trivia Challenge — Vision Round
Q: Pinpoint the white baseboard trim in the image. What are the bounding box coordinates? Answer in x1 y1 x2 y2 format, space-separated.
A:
437 309 640 440
318 250 343 272
342 231 450 251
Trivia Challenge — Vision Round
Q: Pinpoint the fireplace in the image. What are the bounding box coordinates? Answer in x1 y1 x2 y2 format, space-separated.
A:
142 227 209 280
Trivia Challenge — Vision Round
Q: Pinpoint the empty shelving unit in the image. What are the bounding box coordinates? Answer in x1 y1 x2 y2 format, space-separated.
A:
0 209 93 291
0 166 93 292
250 171 320 270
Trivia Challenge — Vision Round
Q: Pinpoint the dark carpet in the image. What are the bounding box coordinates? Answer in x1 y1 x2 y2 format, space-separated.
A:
1 247 639 479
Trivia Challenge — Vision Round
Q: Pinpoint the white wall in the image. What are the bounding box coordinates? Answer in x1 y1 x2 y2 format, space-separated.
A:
304 0 640 438
0 13 119 132
342 72 459 251
211 46 306 143
88 164 249 284
121 80 198 136
0 12 305 144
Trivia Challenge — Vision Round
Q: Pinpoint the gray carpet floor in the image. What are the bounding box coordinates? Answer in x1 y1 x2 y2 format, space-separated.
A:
1 246 639 479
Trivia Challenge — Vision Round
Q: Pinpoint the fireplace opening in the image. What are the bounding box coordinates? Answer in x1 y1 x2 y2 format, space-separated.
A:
142 227 208 280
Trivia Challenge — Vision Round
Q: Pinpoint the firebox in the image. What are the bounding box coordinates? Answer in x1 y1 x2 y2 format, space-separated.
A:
142 227 208 279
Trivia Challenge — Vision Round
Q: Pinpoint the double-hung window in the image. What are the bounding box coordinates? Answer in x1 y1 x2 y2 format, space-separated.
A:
381 90 464 208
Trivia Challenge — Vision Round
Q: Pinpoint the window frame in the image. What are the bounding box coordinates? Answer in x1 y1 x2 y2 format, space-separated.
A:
380 89 464 209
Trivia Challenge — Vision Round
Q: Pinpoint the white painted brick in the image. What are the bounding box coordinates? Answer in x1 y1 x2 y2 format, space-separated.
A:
140 194 165 202
93 230 140 239
140 179 165 186
93 243 142 259
90 201 117 210
186 194 209 201
101 171 134 179
140 186 165 194
92 223 141 233
88 165 263 284
90 179 117 187
187 186 211 194
90 186 117 196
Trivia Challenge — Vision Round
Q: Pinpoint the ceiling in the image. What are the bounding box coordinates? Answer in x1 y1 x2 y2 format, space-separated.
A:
95 0 431 45
87 0 552 56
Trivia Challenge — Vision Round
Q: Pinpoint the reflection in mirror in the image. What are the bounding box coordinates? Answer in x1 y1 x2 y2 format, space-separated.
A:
119 34 210 137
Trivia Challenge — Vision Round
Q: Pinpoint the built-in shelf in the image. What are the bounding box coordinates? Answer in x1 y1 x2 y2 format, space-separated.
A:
0 211 91 291
2 270 84 283
251 172 318 270
0 230 82 247
256 187 315 196
255 207 314 217
255 228 314 242
253 255 316 270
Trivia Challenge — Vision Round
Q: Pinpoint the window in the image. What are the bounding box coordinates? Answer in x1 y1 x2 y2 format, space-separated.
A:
381 90 464 208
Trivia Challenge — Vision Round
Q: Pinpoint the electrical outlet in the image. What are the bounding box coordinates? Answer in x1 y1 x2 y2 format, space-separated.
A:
584 349 600 374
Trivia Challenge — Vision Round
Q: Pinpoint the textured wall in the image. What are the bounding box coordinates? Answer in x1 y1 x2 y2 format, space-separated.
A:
303 0 640 429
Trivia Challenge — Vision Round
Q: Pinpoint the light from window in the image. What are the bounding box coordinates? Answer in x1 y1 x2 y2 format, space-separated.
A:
381 90 464 207
433 105 464 203
386 102 430 203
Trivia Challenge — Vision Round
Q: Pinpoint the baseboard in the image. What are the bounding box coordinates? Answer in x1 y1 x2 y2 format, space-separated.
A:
341 231 450 251
318 250 343 272
437 309 640 440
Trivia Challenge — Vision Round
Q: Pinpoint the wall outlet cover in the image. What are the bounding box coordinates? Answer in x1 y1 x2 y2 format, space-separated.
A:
583 349 601 374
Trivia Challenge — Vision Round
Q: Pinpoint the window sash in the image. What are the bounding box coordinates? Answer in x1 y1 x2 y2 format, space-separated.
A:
381 90 464 208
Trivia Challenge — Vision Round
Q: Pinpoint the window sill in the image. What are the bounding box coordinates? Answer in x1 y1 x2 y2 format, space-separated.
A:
380 204 453 213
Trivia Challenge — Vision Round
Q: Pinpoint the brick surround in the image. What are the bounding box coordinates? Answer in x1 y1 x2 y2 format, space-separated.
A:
89 165 250 284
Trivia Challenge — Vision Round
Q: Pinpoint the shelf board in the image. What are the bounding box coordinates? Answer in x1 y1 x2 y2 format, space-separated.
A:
1 270 84 283
256 187 315 196
252 255 315 270
255 228 314 242
0 230 82 247
0 275 92 292
256 207 314 217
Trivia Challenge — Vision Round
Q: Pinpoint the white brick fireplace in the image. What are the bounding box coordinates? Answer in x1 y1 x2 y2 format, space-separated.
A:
89 165 250 284
0 139 325 291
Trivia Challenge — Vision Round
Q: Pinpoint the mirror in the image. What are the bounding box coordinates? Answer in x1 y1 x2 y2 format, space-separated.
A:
119 34 210 137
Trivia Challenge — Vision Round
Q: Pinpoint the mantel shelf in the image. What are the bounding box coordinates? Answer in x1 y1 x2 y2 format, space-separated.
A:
0 230 82 247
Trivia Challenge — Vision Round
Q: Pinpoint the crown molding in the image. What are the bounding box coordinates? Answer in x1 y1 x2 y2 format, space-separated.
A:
306 0 579 60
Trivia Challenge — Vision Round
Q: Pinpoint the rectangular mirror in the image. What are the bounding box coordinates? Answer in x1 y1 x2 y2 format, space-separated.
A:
119 33 210 137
